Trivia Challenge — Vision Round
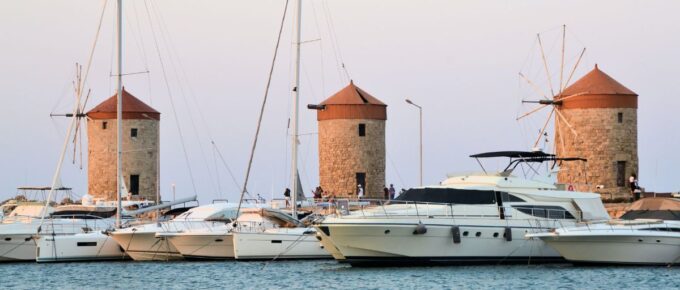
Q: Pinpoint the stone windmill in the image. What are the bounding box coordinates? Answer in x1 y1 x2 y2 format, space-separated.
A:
518 26 639 200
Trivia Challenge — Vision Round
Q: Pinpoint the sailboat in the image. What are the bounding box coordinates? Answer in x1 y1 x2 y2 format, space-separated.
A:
161 0 329 261
230 0 330 260
32 0 187 262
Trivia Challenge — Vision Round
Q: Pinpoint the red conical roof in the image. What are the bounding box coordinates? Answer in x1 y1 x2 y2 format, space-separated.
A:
557 65 638 109
317 81 387 121
320 81 386 106
561 64 637 96
87 88 160 120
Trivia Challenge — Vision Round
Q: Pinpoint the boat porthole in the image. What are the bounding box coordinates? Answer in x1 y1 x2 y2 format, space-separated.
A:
215 239 223 242
25 237 31 242
638 239 643 242
475 232 481 237
384 229 390 234
656 240 661 243
463 231 469 236
493 232 499 238
4 237 10 241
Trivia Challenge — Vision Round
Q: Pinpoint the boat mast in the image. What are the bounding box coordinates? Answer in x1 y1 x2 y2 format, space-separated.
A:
115 0 123 228
290 0 302 219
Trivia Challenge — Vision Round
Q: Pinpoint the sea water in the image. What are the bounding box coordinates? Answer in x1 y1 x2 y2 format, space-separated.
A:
1 260 677 289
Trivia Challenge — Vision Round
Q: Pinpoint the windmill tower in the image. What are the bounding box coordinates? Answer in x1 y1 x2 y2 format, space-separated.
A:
554 65 638 199
517 26 638 200
309 81 387 198
86 89 160 201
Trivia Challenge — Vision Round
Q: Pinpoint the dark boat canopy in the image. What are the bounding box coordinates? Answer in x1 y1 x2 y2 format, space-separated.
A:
620 198 680 221
395 188 497 204
470 151 554 159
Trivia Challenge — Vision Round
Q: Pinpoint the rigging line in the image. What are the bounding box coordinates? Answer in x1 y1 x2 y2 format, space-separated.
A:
321 0 345 84
386 151 406 189
78 0 109 113
123 3 149 72
211 141 243 193
309 0 326 97
323 0 350 83
143 0 198 196
148 0 220 194
131 0 150 70
236 0 290 217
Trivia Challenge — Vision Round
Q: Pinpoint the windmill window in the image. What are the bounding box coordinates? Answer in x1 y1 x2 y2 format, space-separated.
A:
358 123 366 137
617 112 623 123
131 128 138 138
102 122 107 130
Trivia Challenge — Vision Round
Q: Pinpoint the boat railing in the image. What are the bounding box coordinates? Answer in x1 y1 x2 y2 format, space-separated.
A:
561 219 670 233
39 216 115 235
322 199 581 222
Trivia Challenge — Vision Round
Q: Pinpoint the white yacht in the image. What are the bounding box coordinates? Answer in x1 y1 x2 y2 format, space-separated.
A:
161 208 330 260
315 151 610 266
231 208 330 260
0 198 142 262
527 198 680 265
109 202 254 261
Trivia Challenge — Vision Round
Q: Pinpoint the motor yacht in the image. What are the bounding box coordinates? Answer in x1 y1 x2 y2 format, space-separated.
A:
0 197 144 262
527 198 680 265
231 208 330 260
109 202 256 261
315 151 610 266
161 207 330 260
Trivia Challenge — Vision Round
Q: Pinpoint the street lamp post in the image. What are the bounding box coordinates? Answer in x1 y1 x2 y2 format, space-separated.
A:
405 99 423 187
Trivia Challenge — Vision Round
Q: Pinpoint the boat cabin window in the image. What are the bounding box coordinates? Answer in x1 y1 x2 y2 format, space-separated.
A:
499 192 525 202
395 188 497 204
511 205 574 219
640 227 680 232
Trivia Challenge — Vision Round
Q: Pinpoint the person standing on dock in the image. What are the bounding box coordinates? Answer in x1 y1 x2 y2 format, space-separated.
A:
284 188 291 207
383 186 389 200
357 184 364 200
629 174 639 201
389 184 396 200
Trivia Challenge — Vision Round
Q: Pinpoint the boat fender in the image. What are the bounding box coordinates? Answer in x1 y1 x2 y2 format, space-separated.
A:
504 227 512 241
413 223 427 235
451 226 461 244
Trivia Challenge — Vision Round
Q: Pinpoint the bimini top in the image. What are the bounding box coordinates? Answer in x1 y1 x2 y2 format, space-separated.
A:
87 88 160 120
315 81 386 121
470 150 587 176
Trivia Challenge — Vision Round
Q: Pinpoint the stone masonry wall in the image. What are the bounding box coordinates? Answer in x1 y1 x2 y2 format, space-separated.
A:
87 118 159 201
318 119 385 198
555 108 638 200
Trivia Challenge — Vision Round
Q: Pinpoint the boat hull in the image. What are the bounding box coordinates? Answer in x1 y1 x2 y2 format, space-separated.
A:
109 231 182 261
0 234 37 261
317 218 565 266
233 230 332 260
36 232 127 263
537 233 680 265
165 232 234 260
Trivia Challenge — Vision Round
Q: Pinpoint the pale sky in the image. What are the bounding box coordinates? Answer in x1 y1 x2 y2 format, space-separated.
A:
1 0 678 203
